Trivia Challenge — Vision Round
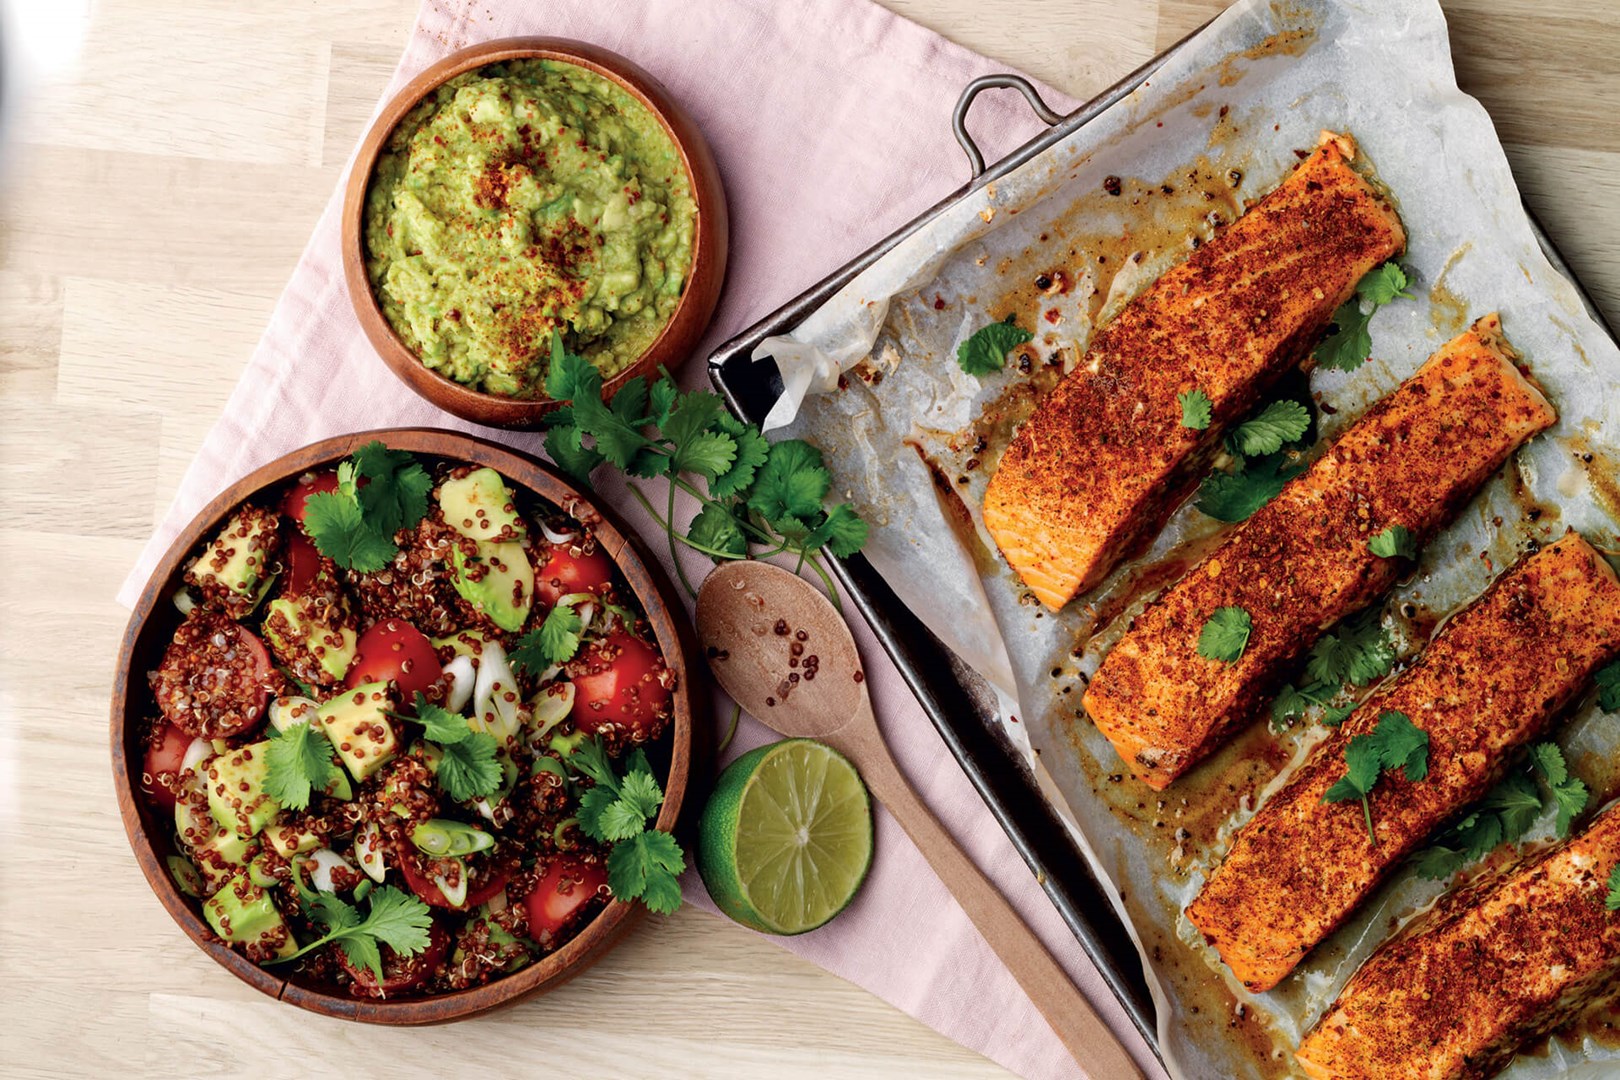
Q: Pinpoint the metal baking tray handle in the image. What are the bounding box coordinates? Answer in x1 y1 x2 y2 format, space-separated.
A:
952 74 1065 179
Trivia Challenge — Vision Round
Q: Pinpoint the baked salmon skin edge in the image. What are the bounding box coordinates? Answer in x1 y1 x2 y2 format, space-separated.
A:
1186 532 1620 994
1296 796 1620 1080
982 131 1405 612
1083 314 1557 792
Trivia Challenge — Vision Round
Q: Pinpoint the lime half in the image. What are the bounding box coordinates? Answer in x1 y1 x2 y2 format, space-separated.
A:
698 738 874 935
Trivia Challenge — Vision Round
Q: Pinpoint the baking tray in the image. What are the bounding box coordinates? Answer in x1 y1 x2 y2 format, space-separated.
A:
705 32 1620 1063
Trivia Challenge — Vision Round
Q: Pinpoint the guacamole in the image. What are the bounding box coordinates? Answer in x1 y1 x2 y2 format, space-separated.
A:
364 60 697 397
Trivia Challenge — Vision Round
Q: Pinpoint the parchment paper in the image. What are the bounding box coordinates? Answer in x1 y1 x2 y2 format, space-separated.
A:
748 0 1620 1076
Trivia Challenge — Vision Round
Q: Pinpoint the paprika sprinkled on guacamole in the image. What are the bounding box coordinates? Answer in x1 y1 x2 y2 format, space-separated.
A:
363 59 697 397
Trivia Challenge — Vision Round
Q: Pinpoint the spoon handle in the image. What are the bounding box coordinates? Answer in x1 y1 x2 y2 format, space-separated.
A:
834 703 1145 1080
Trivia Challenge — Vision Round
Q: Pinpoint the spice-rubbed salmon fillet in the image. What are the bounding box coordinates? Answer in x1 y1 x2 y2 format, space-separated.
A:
983 132 1404 611
1084 316 1555 790
1186 534 1620 993
1297 797 1620 1080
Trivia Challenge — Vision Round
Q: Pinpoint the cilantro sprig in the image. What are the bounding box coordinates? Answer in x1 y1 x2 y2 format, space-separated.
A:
1322 710 1430 844
957 318 1033 377
268 884 434 982
1595 660 1620 713
1195 384 1315 523
302 442 433 573
567 737 685 915
400 694 503 803
1314 262 1415 373
263 719 339 811
540 335 867 604
1606 863 1620 912
1273 608 1396 731
1413 741 1590 880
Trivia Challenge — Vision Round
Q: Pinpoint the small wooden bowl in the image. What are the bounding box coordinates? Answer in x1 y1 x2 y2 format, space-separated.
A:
341 39 729 429
110 429 706 1023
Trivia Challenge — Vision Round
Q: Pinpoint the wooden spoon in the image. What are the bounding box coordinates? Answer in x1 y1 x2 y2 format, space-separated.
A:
696 560 1143 1080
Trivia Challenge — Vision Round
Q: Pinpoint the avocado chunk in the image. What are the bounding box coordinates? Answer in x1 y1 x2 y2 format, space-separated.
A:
317 681 399 781
203 872 297 961
430 628 492 660
191 830 257 893
438 468 525 543
265 822 322 859
263 595 358 686
185 505 280 618
451 540 534 633
206 742 281 838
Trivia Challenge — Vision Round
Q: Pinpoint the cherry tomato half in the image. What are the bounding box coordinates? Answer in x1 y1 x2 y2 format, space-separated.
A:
568 629 672 743
281 470 340 526
397 852 511 911
535 542 615 607
151 612 278 739
346 619 441 703
140 723 194 811
524 855 609 937
338 918 450 997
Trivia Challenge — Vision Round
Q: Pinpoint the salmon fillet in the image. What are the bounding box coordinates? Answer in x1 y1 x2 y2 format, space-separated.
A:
1083 316 1556 790
1297 798 1620 1080
982 132 1404 611
1185 533 1620 993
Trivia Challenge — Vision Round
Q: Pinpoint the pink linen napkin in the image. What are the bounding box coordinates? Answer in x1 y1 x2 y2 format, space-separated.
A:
117 1 1162 1076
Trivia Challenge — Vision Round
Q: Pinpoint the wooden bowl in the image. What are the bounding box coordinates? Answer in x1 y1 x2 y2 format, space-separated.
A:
341 38 729 429
110 429 706 1023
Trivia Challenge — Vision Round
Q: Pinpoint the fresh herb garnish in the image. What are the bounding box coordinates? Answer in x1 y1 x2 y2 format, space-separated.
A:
1606 863 1620 912
302 442 432 572
1314 262 1414 372
1368 524 1417 560
1413 742 1590 880
510 605 585 677
1197 606 1252 664
269 884 434 982
263 720 339 811
1178 388 1213 431
541 335 867 603
1196 451 1304 522
956 318 1033 377
407 694 502 802
1595 660 1620 713
567 737 686 914
1304 607 1396 689
1322 710 1429 844
1229 399 1310 456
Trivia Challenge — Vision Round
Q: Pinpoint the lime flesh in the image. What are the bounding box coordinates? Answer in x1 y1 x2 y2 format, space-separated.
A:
697 738 873 935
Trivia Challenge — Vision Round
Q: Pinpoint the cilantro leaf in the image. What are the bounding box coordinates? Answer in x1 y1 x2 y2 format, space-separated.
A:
1231 400 1310 456
709 416 770 499
575 784 621 843
1607 863 1620 912
1196 606 1252 664
1486 770 1545 840
1178 388 1213 431
649 377 679 427
804 503 869 559
1374 711 1429 782
1369 524 1417 560
1358 262 1414 306
437 731 502 802
1196 452 1303 522
509 605 584 676
617 769 664 821
410 694 471 745
544 423 605 485
1321 702 1357 727
607 830 686 915
663 392 726 448
748 439 831 522
687 502 748 560
610 377 649 425
1270 680 1335 730
956 319 1033 377
671 430 738 481
566 737 620 793
597 800 649 842
351 441 433 537
1530 743 1589 836
1305 609 1394 689
543 332 600 402
1597 661 1620 713
263 721 339 812
303 488 397 573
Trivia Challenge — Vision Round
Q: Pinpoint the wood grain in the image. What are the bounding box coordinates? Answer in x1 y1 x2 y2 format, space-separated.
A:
0 1 1614 1077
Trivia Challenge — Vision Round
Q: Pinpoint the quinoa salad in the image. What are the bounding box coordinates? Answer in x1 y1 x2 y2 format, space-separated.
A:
136 444 683 999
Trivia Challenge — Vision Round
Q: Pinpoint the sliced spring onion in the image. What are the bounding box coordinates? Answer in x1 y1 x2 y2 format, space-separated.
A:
443 654 476 714
432 858 469 907
409 818 494 858
354 822 387 884
171 588 196 615
306 848 356 894
531 682 576 740
268 696 321 735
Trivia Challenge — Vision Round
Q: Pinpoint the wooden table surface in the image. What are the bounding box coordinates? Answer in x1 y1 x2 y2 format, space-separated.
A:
1 1 1614 1076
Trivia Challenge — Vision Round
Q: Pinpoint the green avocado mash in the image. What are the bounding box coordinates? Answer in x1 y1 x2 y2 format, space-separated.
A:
363 60 697 397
